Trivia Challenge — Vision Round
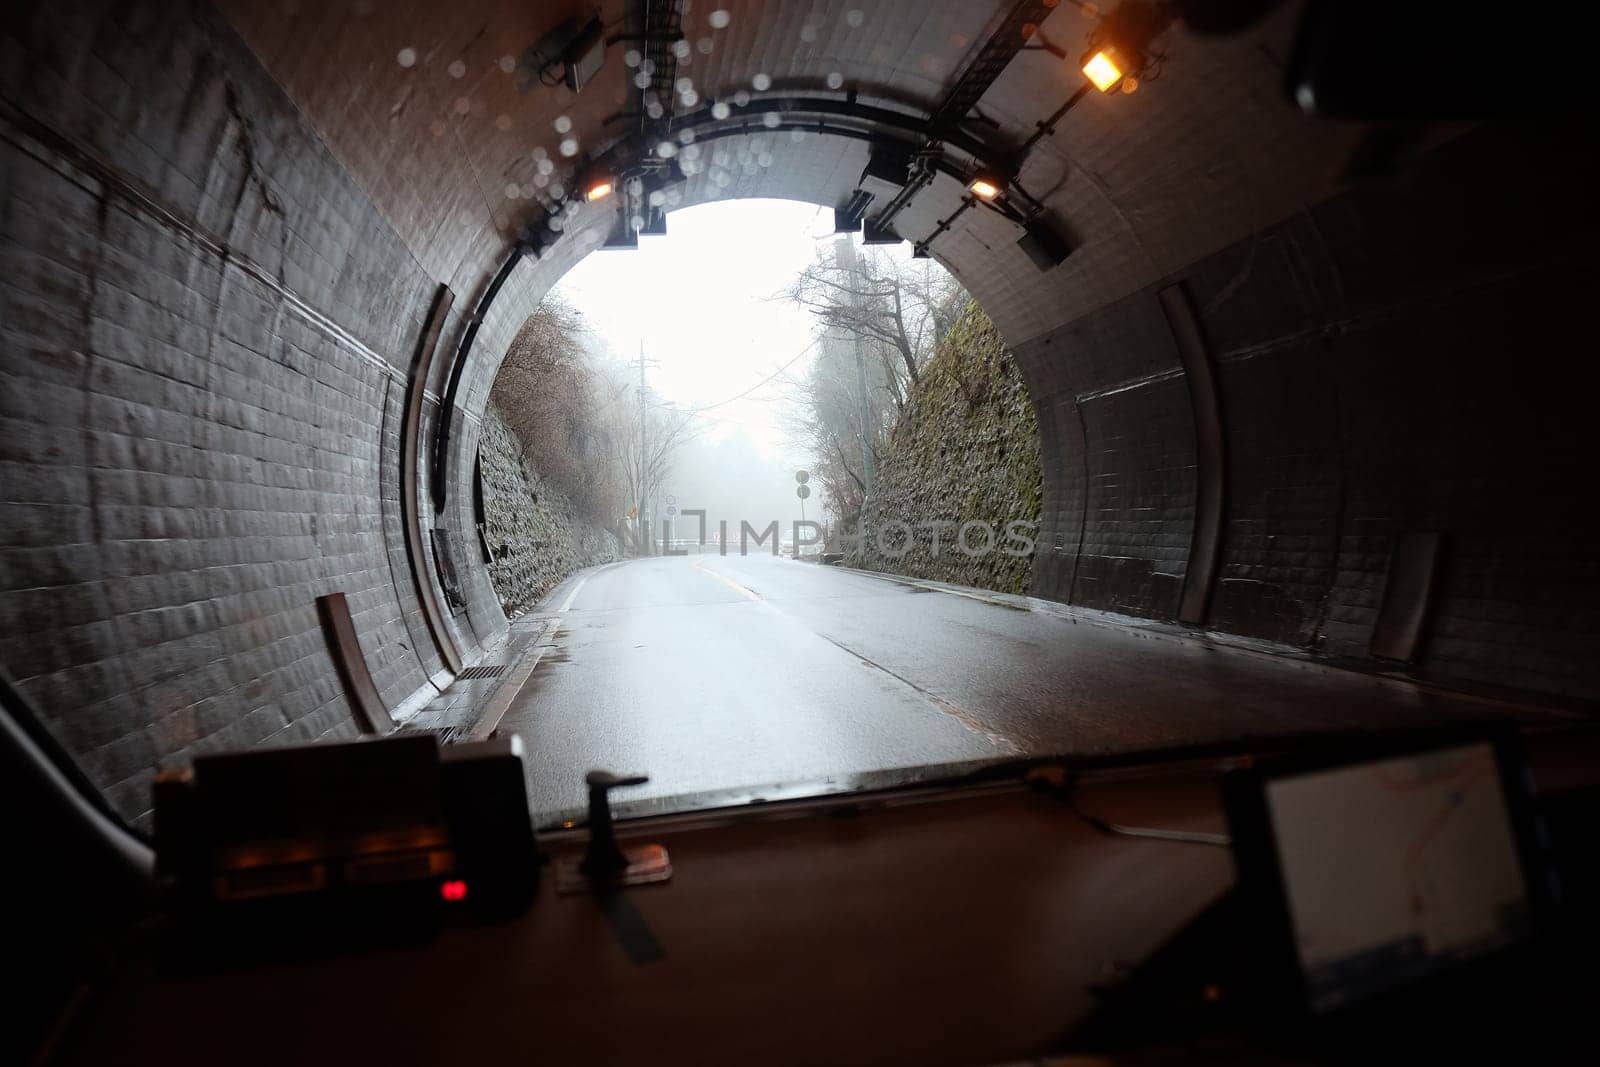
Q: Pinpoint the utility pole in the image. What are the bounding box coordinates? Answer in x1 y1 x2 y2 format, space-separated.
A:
638 341 650 557
834 238 875 503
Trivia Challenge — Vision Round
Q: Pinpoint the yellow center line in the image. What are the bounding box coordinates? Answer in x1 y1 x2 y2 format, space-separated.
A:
691 557 763 602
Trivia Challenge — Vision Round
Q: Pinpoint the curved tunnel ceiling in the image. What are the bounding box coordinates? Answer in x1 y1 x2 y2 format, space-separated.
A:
215 0 1358 413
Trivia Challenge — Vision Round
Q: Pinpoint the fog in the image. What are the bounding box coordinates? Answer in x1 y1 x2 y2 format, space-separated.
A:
656 428 819 543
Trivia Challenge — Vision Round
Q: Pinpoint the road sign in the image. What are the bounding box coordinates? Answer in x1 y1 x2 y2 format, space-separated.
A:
796 484 811 500
795 469 809 484
666 504 678 516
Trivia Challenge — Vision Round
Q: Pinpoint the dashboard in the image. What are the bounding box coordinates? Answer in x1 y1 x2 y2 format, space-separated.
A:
46 725 1600 1065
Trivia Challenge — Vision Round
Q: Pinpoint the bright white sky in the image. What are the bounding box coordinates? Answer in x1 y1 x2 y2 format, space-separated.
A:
554 198 902 461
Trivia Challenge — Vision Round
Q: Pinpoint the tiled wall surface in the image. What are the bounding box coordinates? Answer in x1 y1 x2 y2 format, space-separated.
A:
1018 122 1600 699
0 1 469 821
3 3 1596 828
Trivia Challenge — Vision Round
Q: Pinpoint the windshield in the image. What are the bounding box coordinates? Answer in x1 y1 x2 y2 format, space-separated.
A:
1 1 1583 832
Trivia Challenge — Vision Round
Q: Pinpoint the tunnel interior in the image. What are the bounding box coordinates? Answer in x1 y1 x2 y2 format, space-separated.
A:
2 0 1598 827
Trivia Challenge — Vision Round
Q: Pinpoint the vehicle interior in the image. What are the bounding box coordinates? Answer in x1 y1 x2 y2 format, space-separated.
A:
4 1 1598 1064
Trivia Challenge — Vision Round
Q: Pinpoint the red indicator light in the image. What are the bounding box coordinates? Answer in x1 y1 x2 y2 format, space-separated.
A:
440 879 469 902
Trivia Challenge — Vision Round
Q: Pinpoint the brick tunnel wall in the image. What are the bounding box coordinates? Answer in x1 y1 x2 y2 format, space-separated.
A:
1020 121 1600 700
4 2 1598 828
0 1 495 820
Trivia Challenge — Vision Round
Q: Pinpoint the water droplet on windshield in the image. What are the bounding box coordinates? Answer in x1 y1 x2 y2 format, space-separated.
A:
826 71 844 89
752 72 771 91
712 101 731 120
448 59 467 79
396 47 417 68
708 9 731 29
554 115 572 133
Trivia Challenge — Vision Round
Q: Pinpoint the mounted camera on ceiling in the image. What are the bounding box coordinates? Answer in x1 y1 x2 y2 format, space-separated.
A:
528 13 607 94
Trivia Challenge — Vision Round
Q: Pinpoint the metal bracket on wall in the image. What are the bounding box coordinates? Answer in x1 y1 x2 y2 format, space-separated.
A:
1370 532 1444 662
315 592 397 735
403 284 465 674
1160 283 1226 626
432 248 525 514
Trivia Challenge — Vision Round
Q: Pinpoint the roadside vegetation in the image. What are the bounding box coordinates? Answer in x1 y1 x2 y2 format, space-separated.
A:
779 244 1042 593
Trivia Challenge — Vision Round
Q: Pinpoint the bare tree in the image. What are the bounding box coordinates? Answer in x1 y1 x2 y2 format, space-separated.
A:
589 359 701 552
490 298 627 525
779 243 964 523
779 331 895 524
781 243 964 393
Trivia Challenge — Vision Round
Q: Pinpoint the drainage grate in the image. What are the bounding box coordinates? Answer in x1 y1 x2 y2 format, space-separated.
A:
396 724 460 745
457 663 506 681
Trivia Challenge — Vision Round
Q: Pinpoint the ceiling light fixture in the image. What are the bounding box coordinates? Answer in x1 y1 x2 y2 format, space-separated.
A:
1081 47 1129 92
582 169 615 202
967 171 1004 200
1078 1 1171 95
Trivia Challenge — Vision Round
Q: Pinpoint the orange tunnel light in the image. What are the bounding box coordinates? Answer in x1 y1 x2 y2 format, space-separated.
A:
968 176 1002 201
1082 49 1125 93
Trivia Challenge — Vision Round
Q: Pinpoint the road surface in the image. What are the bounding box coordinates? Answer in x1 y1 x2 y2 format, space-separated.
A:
498 553 1548 820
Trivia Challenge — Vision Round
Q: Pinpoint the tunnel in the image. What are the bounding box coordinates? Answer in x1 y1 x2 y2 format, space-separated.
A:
3 0 1598 835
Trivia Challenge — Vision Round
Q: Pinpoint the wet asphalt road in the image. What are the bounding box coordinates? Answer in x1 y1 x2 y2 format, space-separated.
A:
499 553 1543 818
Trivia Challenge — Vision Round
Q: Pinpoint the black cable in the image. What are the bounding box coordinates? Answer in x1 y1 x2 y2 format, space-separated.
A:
1031 767 1233 848
688 337 819 412
0 663 141 838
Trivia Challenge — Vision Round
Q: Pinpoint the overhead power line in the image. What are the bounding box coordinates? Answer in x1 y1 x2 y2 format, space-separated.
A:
689 336 820 412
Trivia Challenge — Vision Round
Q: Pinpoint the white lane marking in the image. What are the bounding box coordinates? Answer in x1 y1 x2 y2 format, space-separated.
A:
694 558 1018 751
558 572 590 613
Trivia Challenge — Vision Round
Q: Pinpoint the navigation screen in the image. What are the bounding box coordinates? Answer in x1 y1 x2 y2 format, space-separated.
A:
1264 743 1531 1012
